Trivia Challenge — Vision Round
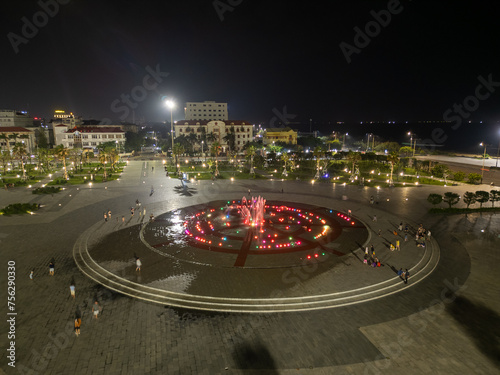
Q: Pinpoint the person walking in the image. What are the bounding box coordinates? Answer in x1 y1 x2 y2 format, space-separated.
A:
70 283 76 299
104 212 108 222
396 240 400 251
74 317 81 337
404 269 410 284
398 222 403 231
136 257 142 272
397 268 403 279
92 301 101 319
107 210 111 219
372 215 377 222
427 230 431 240
29 270 34 280
122 215 125 223
49 261 55 276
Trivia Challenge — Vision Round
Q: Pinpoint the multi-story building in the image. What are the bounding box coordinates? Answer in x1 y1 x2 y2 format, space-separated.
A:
263 127 298 145
54 125 125 151
174 120 253 152
0 109 34 128
0 127 36 153
184 101 228 121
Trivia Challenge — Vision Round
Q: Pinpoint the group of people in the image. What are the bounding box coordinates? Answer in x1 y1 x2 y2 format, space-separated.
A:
363 245 381 267
398 268 410 284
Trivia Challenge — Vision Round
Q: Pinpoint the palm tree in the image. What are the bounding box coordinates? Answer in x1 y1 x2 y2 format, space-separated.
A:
0 134 11 154
13 143 28 179
0 150 11 174
54 145 70 180
210 141 221 176
173 143 185 175
223 127 236 153
387 151 399 186
246 145 256 174
280 152 290 176
346 151 361 173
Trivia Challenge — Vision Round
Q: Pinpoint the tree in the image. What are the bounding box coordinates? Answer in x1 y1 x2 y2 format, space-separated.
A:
12 143 28 179
443 192 460 208
387 151 399 186
431 164 450 178
245 145 256 174
427 193 443 206
0 150 11 174
210 142 221 176
173 143 185 173
467 173 482 184
453 171 465 182
280 152 290 176
399 146 413 157
462 191 476 208
490 190 500 207
54 145 70 180
0 134 11 154
222 126 236 152
474 191 490 208
36 128 49 149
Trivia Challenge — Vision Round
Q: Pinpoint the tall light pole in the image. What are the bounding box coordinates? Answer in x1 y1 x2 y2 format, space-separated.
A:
496 130 500 168
342 132 348 151
407 131 417 157
480 142 487 183
165 99 175 158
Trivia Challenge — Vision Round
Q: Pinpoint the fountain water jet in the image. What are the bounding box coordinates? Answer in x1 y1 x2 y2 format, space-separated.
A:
240 196 266 226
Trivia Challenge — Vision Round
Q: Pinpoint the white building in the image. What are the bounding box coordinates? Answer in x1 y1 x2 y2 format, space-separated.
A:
54 126 125 151
0 127 36 153
0 109 34 128
184 101 228 121
174 120 253 152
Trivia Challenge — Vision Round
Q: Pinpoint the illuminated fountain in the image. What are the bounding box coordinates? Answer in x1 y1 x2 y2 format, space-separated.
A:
241 196 266 226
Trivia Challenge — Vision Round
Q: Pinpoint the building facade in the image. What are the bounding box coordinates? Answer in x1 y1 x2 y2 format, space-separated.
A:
0 109 34 128
184 101 228 121
54 126 125 151
174 120 253 152
263 127 298 145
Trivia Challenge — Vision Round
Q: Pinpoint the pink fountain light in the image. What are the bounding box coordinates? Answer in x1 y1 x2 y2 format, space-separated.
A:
241 196 266 226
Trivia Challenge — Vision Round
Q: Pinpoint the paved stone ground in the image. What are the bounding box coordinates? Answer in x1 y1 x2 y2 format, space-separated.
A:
0 160 499 375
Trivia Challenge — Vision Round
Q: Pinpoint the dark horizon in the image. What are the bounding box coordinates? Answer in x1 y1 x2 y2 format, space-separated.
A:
2 1 500 148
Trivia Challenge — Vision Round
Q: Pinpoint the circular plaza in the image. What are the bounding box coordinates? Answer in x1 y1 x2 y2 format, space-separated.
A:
74 191 439 313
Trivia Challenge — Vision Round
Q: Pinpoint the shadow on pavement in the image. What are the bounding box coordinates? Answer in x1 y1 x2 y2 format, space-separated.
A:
232 341 279 373
173 185 198 197
446 295 500 368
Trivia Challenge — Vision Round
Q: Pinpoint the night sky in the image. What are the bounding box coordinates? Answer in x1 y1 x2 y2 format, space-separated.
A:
2 0 500 147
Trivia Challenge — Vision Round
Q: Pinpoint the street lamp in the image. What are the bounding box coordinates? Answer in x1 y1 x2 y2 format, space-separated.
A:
480 142 487 183
342 132 348 151
496 130 500 168
165 99 175 158
407 131 416 157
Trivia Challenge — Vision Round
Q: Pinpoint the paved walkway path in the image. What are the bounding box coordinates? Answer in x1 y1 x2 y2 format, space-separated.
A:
0 160 498 374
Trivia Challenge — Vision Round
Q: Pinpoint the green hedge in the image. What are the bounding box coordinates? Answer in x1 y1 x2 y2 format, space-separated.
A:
0 203 39 216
